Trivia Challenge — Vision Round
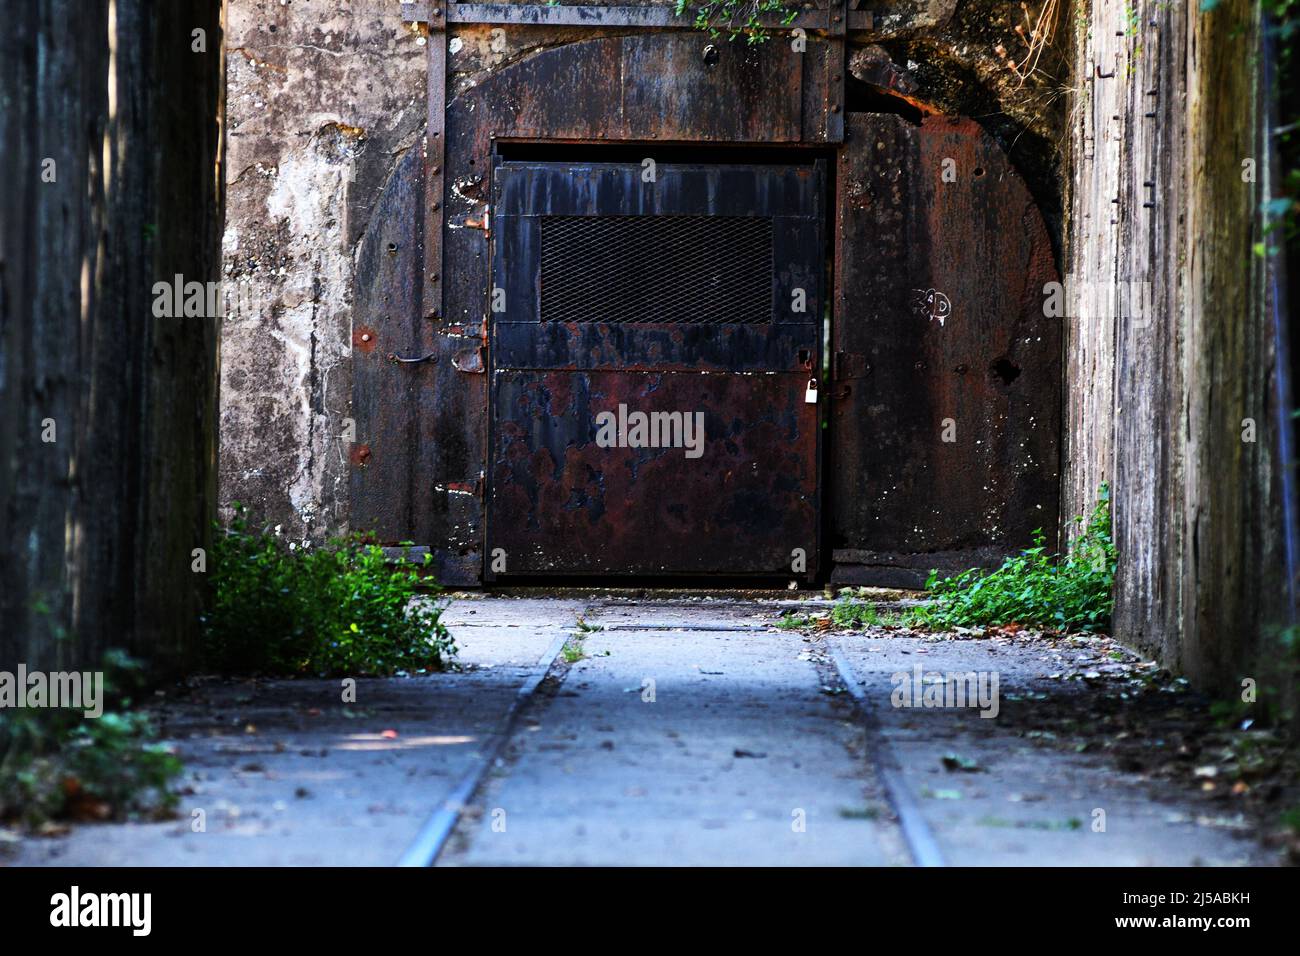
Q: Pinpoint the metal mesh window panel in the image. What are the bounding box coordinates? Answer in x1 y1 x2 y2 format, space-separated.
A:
539 215 774 324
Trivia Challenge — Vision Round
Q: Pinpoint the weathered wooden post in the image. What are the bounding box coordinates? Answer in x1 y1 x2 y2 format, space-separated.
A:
0 0 225 675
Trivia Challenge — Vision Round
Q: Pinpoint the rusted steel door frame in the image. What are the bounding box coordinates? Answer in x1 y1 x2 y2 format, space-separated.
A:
402 2 873 32
424 5 447 330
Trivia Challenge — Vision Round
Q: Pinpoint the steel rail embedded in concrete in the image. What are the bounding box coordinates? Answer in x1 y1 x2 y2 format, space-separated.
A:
396 631 571 867
828 640 947 868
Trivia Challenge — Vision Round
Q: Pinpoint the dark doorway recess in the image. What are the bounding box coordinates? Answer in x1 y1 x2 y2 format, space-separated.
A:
845 76 925 125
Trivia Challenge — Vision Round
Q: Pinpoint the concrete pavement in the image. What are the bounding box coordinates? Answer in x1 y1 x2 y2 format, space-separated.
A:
4 593 1277 866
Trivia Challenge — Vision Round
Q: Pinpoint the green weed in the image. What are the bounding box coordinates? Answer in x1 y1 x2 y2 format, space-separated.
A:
562 635 586 664
831 599 885 629
674 0 799 44
775 612 814 630
0 652 182 826
903 484 1117 633
202 506 455 676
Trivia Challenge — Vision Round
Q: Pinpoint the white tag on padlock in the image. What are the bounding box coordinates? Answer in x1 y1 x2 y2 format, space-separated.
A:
804 378 818 404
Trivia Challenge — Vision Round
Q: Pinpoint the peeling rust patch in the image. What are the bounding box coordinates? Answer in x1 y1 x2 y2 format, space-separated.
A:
453 347 485 373
353 325 379 352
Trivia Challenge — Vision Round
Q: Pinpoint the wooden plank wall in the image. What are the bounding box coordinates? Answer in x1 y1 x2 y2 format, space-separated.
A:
0 1 225 674
1065 0 1294 700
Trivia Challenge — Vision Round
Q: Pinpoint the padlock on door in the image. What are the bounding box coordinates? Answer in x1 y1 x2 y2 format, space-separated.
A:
804 378 818 404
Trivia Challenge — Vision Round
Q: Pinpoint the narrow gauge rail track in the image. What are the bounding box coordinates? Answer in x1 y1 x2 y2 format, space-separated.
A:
398 604 944 867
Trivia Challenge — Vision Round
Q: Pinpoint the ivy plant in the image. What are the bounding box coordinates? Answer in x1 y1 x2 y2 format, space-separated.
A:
675 0 799 44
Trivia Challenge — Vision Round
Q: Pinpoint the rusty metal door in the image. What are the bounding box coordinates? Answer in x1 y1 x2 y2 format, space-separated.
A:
830 113 1060 586
487 160 825 578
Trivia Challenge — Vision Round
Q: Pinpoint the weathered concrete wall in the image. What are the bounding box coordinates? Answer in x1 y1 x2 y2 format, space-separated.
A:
221 1 427 538
221 6 641 541
0 0 224 673
1064 0 1295 701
